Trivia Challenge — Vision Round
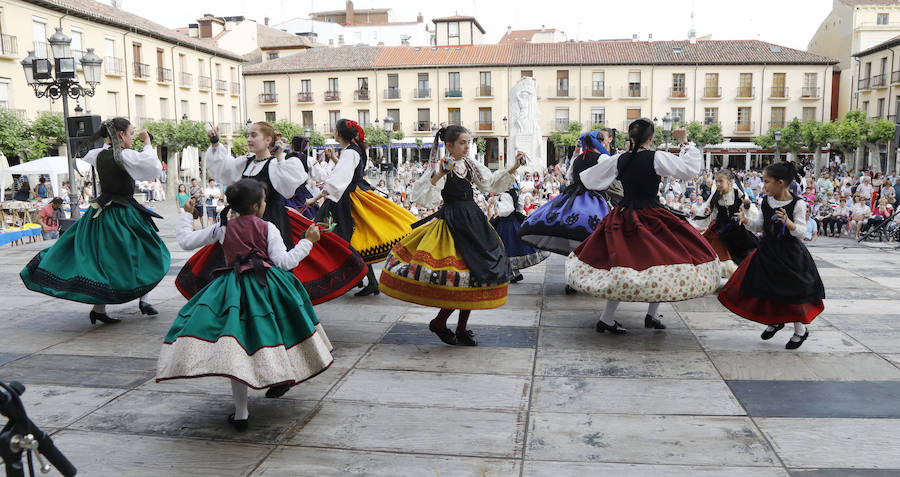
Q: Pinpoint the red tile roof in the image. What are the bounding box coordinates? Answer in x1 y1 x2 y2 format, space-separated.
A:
244 45 381 74
499 29 561 44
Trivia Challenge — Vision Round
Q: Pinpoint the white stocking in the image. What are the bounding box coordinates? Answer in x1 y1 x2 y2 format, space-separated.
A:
230 380 249 420
599 300 620 326
646 302 661 318
139 293 151 304
791 322 807 341
91 304 106 314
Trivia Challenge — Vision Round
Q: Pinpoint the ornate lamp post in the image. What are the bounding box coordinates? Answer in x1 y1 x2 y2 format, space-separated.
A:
662 112 674 152
303 127 311 160
21 27 102 218
383 115 394 164
774 129 783 163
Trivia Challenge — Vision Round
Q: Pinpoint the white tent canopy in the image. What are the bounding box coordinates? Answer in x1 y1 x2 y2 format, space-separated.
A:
1 156 92 202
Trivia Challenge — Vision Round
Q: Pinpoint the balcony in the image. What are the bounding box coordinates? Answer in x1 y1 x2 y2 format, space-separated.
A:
703 86 722 98
133 62 150 80
156 67 172 84
475 121 494 131
703 119 721 127
555 119 570 131
219 123 232 136
33 41 48 59
475 85 493 97
768 86 789 99
893 71 900 84
0 34 18 57
198 76 211 90
736 86 756 99
354 89 370 101
138 117 154 127
71 49 83 68
415 121 432 132
801 87 821 99
586 86 608 98
324 90 340 102
444 88 463 98
622 85 648 98
104 56 124 76
231 82 240 96
215 79 227 93
552 88 571 98
669 88 687 99
733 121 756 134
179 72 192 88
858 78 870 90
768 121 786 130
296 92 313 103
384 88 401 100
413 88 430 99
259 93 278 104
872 74 887 88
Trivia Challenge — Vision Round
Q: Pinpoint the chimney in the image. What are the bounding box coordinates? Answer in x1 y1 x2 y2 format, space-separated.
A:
632 33 639 42
541 24 546 32
328 39 335 47
506 25 512 40
688 29 697 44
338 34 345 46
346 0 355 25
264 16 269 26
417 12 423 23
648 33 653 43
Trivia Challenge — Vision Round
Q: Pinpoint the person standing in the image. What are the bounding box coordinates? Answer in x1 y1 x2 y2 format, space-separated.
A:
175 184 190 215
39 197 64 240
491 183 549 283
34 177 52 200
202 179 221 227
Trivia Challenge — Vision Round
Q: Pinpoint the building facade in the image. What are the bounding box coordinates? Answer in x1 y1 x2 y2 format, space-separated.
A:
0 0 245 139
853 35 900 171
244 40 836 168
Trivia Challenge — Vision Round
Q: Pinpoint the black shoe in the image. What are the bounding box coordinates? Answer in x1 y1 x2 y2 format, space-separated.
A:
644 314 666 329
354 281 380 297
595 320 627 334
565 285 577 295
510 272 524 283
355 280 365 289
139 301 158 315
760 323 785 340
265 384 291 398
89 311 121 324
429 321 457 345
227 413 249 432
785 330 810 350
456 329 478 346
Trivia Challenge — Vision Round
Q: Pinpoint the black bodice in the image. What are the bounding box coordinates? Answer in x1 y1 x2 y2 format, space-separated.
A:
570 151 602 189
242 156 292 247
96 150 135 197
440 164 475 203
616 150 661 209
761 195 800 240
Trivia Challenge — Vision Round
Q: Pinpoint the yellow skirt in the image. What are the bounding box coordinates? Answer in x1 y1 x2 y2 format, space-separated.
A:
350 189 417 264
379 218 508 310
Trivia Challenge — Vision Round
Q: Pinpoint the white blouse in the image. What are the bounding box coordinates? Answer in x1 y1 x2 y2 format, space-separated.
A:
175 212 313 270
745 196 807 239
497 192 516 217
322 148 361 201
579 144 703 192
307 157 334 182
204 145 308 198
410 158 516 209
83 145 163 190
692 185 760 230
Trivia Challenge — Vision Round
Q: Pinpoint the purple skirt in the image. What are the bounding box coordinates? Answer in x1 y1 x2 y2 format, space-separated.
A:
283 185 318 220
519 185 610 255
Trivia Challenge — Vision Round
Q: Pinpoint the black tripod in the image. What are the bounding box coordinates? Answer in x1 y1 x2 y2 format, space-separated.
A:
0 381 76 477
857 206 900 246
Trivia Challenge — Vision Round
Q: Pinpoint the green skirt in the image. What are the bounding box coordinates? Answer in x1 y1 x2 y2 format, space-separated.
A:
156 267 334 389
19 204 170 304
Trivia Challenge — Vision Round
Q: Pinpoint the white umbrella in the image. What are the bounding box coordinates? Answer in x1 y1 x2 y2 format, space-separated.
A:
1 156 92 202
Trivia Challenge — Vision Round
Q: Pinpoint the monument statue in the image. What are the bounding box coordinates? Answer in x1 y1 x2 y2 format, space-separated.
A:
509 77 543 173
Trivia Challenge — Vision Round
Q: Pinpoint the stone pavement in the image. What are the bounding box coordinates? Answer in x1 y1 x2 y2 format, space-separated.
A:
2 200 900 476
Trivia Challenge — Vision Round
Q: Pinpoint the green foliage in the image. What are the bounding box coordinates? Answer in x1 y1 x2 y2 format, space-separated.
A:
30 112 65 145
391 130 405 141
800 120 834 150
232 135 248 156
684 121 724 149
173 120 209 151
753 131 775 149
0 110 46 161
590 122 605 131
834 115 864 154
778 119 803 153
568 121 583 135
271 119 304 141
308 130 326 147
865 119 896 145
364 125 388 146
549 130 578 147
475 137 486 155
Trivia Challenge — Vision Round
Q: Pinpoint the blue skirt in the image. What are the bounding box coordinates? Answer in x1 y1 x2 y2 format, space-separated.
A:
519 185 610 255
492 214 550 271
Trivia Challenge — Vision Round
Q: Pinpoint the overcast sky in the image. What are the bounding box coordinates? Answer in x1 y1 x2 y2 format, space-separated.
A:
120 0 833 50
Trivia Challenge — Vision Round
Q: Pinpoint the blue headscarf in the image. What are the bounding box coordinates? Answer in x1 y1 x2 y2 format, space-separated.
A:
579 130 609 156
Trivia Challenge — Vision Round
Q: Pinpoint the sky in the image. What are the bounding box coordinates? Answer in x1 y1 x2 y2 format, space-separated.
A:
119 0 833 50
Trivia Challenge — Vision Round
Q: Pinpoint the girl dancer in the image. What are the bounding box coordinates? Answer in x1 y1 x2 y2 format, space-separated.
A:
282 135 333 220
566 119 720 333
20 118 169 323
175 122 366 306
490 183 550 283
691 169 759 278
379 126 520 346
158 179 333 431
718 162 825 349
308 119 417 296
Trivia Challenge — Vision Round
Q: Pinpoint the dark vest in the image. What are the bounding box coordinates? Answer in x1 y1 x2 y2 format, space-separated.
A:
712 189 744 226
761 195 800 240
440 164 474 203
222 215 272 272
616 150 661 209
242 156 292 247
96 149 136 197
570 150 602 189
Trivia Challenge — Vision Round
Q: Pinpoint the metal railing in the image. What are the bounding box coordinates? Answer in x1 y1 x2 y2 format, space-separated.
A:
445 88 463 98
231 82 240 96
179 72 192 87
413 88 430 99
555 88 570 97
589 86 606 97
325 90 340 101
138 117 154 127
259 93 278 104
33 41 48 58
703 86 722 98
215 79 227 93
0 34 17 56
219 123 232 136
156 67 172 83
858 77 871 90
297 91 313 103
416 121 432 132
872 74 887 88
133 62 150 79
104 56 124 76
733 121 755 133
736 86 755 98
801 87 820 98
623 85 647 98
769 86 789 98
475 121 493 131
198 76 211 90
703 119 721 127
555 119 570 131
476 85 493 97
384 88 401 99
354 89 370 100
893 71 900 84
669 87 687 98
769 121 786 130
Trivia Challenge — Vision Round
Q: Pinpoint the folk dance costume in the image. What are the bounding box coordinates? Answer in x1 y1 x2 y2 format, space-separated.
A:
520 135 612 255
380 157 516 310
20 131 169 320
157 213 333 403
175 145 366 305
691 184 760 277
491 185 550 282
282 136 333 220
566 144 720 304
718 195 825 348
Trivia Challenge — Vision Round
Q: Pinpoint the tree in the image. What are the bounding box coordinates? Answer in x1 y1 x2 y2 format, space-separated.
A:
271 119 304 141
0 110 46 162
391 130 405 141
29 112 65 147
475 137 487 156
753 131 775 150
863 118 896 172
309 130 326 147
232 136 249 156
800 120 836 172
685 121 724 150
834 114 865 171
778 119 803 161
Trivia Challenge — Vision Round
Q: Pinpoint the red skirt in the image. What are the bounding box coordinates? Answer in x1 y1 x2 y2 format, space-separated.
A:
175 208 367 305
718 250 824 325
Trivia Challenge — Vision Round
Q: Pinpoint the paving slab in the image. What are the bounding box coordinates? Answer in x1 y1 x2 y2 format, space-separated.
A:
756 418 900 469
523 461 789 477
357 343 535 375
380 322 538 348
535 348 721 379
729 380 900 418
0 354 157 388
708 351 900 381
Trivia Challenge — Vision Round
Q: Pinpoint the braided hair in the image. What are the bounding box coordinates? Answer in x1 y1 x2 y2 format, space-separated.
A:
627 118 655 153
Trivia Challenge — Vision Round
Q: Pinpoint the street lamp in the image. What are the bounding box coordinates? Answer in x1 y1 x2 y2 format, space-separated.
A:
662 112 674 152
304 127 311 159
774 129 783 163
21 27 103 219
383 115 394 164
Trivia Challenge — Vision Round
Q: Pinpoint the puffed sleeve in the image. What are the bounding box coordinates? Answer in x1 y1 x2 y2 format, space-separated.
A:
497 192 514 217
653 144 702 180
745 200 764 233
268 157 309 198
468 159 515 194
410 161 445 208
323 148 359 201
266 222 313 269
579 153 620 191
690 194 716 229
790 200 807 239
82 145 108 167
176 212 225 250
308 158 334 182
205 144 246 186
120 146 163 181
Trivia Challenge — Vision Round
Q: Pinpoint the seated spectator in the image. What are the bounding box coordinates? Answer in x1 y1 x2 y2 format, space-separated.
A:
804 207 818 242
850 196 872 240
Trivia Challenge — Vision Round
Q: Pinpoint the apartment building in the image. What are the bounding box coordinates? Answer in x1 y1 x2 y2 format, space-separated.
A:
853 35 900 171
0 0 244 139
244 39 836 166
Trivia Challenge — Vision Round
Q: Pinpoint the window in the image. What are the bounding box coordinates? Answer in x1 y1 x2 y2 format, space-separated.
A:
448 21 459 38
231 106 238 126
106 92 118 116
448 108 461 125
357 77 368 91
863 101 869 115
70 29 84 65
160 98 169 119
592 71 605 96
263 80 276 103
626 108 641 128
671 108 685 123
705 73 719 97
267 52 279 60
447 72 461 95
878 98 885 117
328 77 339 92
479 71 491 96
386 74 398 99
704 107 718 125
478 107 492 130
302 111 313 129
739 73 753 97
878 13 889 25
772 73 786 97
416 73 429 98
802 107 816 122
417 73 429 90
32 19 47 58
771 107 786 128
881 57 889 76
737 107 752 131
557 70 569 96
387 109 400 131
671 73 685 97
265 112 276 123
327 111 340 132
590 107 606 125
628 71 642 97
358 109 370 127
180 100 189 118
555 108 569 131
132 42 143 76
230 67 237 82
521 70 532 78
200 102 208 122
217 104 224 125
134 94 145 120
417 108 430 131
301 79 311 92
104 38 116 73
